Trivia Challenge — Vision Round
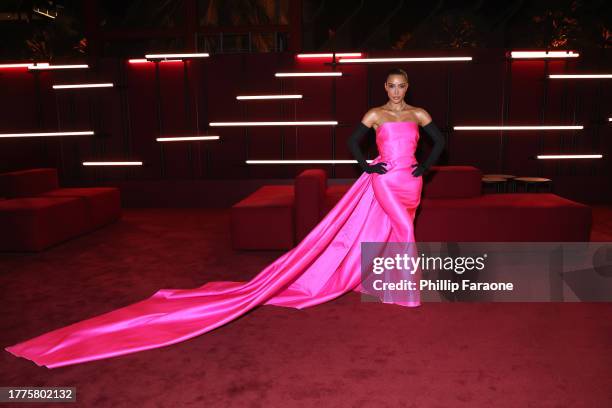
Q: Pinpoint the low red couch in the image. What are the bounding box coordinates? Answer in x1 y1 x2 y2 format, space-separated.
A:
231 166 591 250
0 168 122 251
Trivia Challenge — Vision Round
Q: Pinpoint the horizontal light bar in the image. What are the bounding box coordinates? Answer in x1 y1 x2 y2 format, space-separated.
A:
0 131 93 138
0 63 39 69
338 57 472 63
156 136 220 142
145 53 209 59
29 64 89 70
510 51 579 59
236 94 303 100
275 72 342 77
246 159 373 164
549 74 612 79
297 53 362 59
83 161 143 166
454 125 583 130
128 59 150 64
210 121 338 126
53 83 114 89
537 154 602 159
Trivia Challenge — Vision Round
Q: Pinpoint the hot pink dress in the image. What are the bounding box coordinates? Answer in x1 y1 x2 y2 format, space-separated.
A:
5 121 423 368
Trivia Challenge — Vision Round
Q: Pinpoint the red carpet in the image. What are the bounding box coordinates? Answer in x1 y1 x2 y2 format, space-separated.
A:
1 208 611 407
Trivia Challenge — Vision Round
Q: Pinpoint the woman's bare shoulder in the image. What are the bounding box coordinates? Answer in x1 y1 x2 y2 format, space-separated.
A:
412 106 433 126
360 107 383 128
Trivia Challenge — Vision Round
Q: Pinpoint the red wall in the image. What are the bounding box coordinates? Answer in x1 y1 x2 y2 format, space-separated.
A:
0 49 610 205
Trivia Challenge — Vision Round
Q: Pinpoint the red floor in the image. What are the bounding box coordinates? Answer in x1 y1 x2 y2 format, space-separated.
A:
1 207 611 407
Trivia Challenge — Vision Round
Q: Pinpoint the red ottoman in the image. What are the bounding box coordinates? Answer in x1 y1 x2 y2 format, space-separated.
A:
422 165 482 198
40 187 122 229
0 168 58 197
231 185 294 250
416 193 592 242
0 197 89 251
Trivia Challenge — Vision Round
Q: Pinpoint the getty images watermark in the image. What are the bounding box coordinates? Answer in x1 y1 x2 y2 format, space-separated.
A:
359 242 612 303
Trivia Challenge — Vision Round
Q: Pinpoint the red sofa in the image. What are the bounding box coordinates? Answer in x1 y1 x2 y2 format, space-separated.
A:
0 168 122 251
231 166 591 250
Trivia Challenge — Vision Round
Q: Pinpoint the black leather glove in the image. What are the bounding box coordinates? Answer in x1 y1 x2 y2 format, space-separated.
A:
347 122 387 174
411 121 445 177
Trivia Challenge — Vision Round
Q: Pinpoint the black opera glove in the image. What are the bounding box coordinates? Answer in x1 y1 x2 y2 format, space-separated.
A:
411 121 445 177
347 122 388 174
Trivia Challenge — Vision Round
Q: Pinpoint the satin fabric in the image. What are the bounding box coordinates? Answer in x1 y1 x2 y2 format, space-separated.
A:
5 121 423 368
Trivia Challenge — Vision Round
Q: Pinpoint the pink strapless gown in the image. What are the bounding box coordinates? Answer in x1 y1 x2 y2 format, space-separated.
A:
5 121 423 368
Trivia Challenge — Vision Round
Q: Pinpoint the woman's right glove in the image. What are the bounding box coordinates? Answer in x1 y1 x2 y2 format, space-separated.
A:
347 122 387 174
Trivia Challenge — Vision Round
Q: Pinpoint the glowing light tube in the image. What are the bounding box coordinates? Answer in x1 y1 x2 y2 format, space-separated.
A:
246 159 373 164
83 161 143 166
510 51 579 59
0 131 93 138
338 57 472 63
210 121 338 127
0 63 39 69
128 59 150 64
453 125 583 130
297 53 362 59
236 95 303 100
145 53 210 59
29 64 89 70
537 154 602 159
549 74 612 79
156 136 220 142
275 72 342 77
53 83 114 89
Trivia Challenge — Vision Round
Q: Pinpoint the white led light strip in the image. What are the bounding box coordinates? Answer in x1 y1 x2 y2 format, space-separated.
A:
0 131 93 138
236 95 303 100
275 72 342 77
537 155 602 159
0 63 39 69
156 136 220 142
28 64 89 70
145 53 210 59
246 160 373 164
338 57 472 63
83 161 143 166
53 83 114 89
454 125 583 130
297 53 362 58
210 121 338 126
549 74 612 79
510 51 579 59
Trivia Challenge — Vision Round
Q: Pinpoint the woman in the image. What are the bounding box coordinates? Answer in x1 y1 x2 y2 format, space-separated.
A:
5 68 445 368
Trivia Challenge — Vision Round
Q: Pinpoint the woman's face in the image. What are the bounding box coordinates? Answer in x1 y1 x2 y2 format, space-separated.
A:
384 74 409 103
